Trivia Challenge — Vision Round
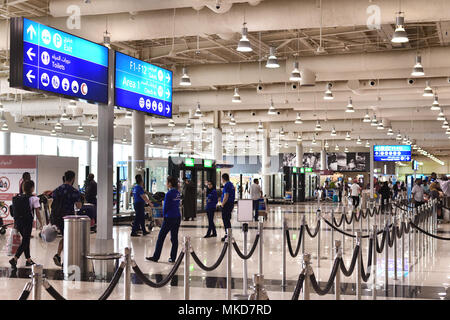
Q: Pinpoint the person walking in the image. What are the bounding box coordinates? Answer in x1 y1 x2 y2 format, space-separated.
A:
393 181 400 200
19 172 31 195
146 176 181 263
50 170 82 267
250 178 262 221
204 180 218 238
379 181 392 212
220 173 235 242
411 178 425 208
350 180 361 210
337 182 343 203
182 178 196 221
9 180 40 269
83 173 97 205
131 174 153 237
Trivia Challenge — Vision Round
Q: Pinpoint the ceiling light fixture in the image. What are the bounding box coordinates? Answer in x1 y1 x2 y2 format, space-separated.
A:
267 99 277 115
396 131 402 140
257 121 264 132
236 22 252 52
50 129 57 136
179 67 191 86
323 83 334 100
315 120 322 131
90 133 95 141
232 88 241 103
371 115 378 127
345 97 355 113
392 13 409 44
423 81 433 97
363 111 371 123
55 121 62 130
1 123 8 131
289 61 301 82
148 123 155 134
431 94 440 111
411 55 425 77
356 136 362 144
168 119 175 127
266 47 279 68
194 102 202 117
387 127 394 135
295 113 303 124
345 132 351 141
77 123 84 133
437 109 445 121
365 140 370 148
330 127 337 136
335 144 340 151
186 119 192 130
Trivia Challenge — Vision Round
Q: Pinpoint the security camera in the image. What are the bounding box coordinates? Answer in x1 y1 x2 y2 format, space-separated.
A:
215 0 221 9
368 80 377 87
250 111 256 116
407 78 415 85
291 83 298 90
327 82 333 88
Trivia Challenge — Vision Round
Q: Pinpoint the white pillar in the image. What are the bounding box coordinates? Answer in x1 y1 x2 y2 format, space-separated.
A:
296 142 303 167
86 140 92 167
212 128 223 162
132 111 145 180
261 129 271 196
2 131 10 155
370 143 374 199
95 49 114 275
320 148 326 170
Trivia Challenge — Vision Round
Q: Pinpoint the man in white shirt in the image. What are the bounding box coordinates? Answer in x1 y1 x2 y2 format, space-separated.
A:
411 179 425 208
250 179 262 221
350 181 361 209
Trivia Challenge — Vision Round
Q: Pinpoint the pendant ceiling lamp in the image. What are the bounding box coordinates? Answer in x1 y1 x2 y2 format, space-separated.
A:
266 47 279 68
323 83 334 100
423 81 433 97
295 113 303 124
232 88 241 103
411 55 425 77
345 97 355 113
179 67 191 86
236 22 252 52
289 61 301 82
392 13 409 43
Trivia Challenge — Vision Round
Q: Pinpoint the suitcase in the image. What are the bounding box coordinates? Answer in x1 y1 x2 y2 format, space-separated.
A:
333 194 339 203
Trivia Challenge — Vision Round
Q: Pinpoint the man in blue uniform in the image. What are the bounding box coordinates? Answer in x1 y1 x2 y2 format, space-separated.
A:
220 173 235 242
146 176 181 263
131 174 153 237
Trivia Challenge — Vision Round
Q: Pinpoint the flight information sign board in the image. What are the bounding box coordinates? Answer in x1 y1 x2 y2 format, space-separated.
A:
115 52 173 118
10 18 108 104
374 145 412 162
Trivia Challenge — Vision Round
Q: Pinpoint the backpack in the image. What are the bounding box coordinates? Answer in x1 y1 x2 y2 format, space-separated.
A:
11 194 32 223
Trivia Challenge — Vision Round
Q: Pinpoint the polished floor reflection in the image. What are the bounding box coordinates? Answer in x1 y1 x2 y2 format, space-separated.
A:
0 202 449 300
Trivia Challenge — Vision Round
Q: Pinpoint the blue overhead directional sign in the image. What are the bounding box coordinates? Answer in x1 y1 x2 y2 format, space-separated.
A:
10 18 108 104
374 145 412 162
115 52 173 118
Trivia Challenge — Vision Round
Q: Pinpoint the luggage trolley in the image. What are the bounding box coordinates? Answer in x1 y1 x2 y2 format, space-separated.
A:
146 204 163 231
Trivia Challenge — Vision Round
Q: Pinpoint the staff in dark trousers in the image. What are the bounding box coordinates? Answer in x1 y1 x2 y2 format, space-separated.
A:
204 180 218 238
131 174 153 237
220 173 235 242
182 178 196 221
146 176 181 263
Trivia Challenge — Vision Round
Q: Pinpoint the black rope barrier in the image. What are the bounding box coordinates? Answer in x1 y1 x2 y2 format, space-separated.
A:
360 239 373 282
286 226 304 258
333 214 345 227
132 251 185 288
18 282 32 300
291 273 306 300
322 217 379 239
387 224 396 248
376 229 387 253
232 234 260 260
98 261 126 300
344 212 354 225
309 258 340 295
44 281 66 300
409 221 450 241
305 220 321 238
190 243 228 271
340 245 359 277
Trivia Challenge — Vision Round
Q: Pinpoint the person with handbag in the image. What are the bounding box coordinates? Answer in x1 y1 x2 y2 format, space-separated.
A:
9 180 40 268
204 180 218 238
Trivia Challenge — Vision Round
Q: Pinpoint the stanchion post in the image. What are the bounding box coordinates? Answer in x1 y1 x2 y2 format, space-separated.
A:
393 216 398 281
184 236 190 300
331 210 335 258
334 240 342 300
31 264 43 301
242 223 248 295
124 247 131 300
317 210 321 268
258 221 263 276
356 231 362 300
227 228 233 300
372 225 377 300
301 215 306 255
384 223 389 292
302 253 312 300
282 219 287 289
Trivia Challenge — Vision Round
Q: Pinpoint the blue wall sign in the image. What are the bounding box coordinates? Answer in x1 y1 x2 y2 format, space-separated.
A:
115 52 173 118
374 145 412 162
11 18 109 104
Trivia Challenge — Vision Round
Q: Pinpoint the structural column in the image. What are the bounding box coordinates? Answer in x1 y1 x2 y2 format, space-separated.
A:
320 148 326 170
2 131 10 155
212 110 223 162
132 111 145 181
95 49 115 275
370 142 374 199
86 140 92 172
296 142 303 167
261 127 271 197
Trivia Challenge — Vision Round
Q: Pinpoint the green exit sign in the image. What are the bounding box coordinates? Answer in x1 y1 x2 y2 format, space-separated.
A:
204 159 213 168
292 167 297 173
305 168 313 173
185 158 195 167
300 168 305 174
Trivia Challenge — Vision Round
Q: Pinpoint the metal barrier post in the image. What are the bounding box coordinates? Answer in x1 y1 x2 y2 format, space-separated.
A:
282 219 287 289
393 216 398 281
356 231 362 300
372 225 377 300
302 253 312 300
331 210 335 258
242 223 249 295
301 215 306 255
342 213 345 255
408 212 412 271
227 228 233 300
184 236 190 300
124 247 131 300
401 216 405 280
258 221 263 276
334 240 342 300
31 264 43 300
317 210 321 267
384 222 389 291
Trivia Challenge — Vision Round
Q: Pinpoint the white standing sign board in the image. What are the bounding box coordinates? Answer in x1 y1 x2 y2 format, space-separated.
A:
237 199 254 223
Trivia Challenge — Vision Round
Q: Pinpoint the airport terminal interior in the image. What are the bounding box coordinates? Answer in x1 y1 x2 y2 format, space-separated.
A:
0 0 449 302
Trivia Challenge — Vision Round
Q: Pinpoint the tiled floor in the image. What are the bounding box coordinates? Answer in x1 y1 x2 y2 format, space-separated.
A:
0 202 449 300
